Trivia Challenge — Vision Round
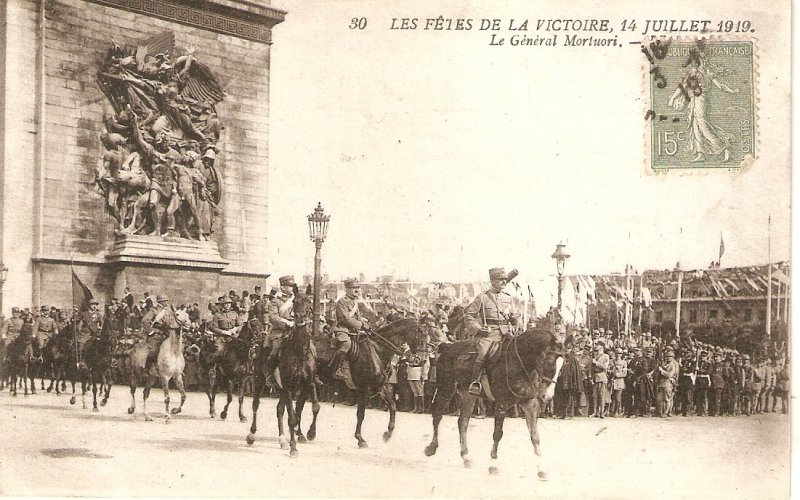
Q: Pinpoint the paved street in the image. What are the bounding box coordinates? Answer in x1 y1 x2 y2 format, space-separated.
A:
0 385 790 498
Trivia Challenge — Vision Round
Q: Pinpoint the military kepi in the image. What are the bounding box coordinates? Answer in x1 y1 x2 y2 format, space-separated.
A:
489 267 506 280
344 278 360 288
279 275 295 286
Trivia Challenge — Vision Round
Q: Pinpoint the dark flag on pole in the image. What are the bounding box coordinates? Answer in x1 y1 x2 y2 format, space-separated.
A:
71 269 93 312
718 233 725 264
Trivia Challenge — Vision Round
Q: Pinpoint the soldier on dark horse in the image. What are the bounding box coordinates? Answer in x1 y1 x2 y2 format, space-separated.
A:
424 267 566 480
4 311 38 396
247 282 319 457
319 278 423 448
81 305 118 411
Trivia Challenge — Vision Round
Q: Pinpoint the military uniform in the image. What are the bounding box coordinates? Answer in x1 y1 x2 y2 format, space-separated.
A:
695 354 712 416
144 296 187 368
209 300 241 337
464 267 519 396
656 352 678 417
264 275 297 373
77 302 103 352
329 278 367 377
678 353 696 415
1 309 25 341
32 309 59 347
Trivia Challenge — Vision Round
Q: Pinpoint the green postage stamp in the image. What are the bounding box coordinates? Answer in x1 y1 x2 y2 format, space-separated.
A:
646 38 756 170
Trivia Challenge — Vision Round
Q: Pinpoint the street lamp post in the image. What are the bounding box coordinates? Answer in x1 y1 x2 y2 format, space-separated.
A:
551 243 570 323
308 203 330 338
0 263 8 315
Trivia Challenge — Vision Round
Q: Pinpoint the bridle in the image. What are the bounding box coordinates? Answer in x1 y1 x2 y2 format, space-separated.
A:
504 335 563 400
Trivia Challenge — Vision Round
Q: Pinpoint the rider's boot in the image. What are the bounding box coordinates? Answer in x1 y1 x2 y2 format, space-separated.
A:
468 361 484 397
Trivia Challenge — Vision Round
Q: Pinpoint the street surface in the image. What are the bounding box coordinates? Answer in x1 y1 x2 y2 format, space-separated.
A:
0 386 790 498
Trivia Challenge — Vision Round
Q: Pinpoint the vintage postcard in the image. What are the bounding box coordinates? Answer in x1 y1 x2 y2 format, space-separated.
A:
0 0 791 498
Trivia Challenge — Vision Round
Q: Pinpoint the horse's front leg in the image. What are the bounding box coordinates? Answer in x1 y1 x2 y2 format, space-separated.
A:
91 372 99 412
276 392 288 450
237 371 247 422
355 390 369 448
101 370 111 406
307 383 321 441
285 389 299 457
161 375 172 422
489 407 506 474
172 373 186 414
220 378 233 420
294 392 307 443
207 367 217 418
381 384 396 442
458 392 478 468
246 371 264 445
521 398 547 481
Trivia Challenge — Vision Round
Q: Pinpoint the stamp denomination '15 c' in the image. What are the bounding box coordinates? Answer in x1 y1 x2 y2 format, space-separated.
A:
648 39 756 170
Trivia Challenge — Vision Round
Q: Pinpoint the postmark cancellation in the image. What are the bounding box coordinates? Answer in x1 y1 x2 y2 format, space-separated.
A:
645 38 756 171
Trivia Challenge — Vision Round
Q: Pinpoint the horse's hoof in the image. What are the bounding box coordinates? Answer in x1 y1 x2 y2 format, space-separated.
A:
100 400 107 407
424 444 437 457
489 466 499 475
220 411 227 420
279 440 289 450
537 471 548 481
239 416 247 423
170 408 181 415
289 449 299 458
246 433 255 445
307 430 316 441
210 412 216 419
93 407 99 413
382 431 392 442
145 416 153 422
490 451 498 459
463 457 473 468
358 441 368 449
127 407 135 414
297 435 306 443
164 417 171 424
70 397 76 405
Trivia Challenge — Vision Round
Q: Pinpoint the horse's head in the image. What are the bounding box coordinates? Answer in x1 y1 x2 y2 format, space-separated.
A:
292 284 313 327
524 328 566 402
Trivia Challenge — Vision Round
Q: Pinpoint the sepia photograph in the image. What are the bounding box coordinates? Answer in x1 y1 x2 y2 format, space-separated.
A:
0 0 791 498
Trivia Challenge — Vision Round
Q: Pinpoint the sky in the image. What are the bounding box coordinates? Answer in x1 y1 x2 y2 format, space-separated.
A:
263 0 790 286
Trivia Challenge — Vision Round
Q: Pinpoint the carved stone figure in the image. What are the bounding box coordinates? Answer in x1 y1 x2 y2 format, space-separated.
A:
96 31 225 240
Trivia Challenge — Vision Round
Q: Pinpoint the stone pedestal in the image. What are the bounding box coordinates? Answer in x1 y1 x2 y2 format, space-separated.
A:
105 234 229 270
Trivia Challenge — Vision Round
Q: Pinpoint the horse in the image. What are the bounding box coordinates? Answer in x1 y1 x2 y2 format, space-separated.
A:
127 309 189 421
424 328 565 479
5 329 38 396
246 285 318 456
316 318 422 448
213 317 261 422
82 313 118 411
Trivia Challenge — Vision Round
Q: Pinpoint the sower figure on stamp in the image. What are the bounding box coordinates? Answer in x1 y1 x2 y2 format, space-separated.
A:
328 278 367 381
263 275 296 384
464 267 520 397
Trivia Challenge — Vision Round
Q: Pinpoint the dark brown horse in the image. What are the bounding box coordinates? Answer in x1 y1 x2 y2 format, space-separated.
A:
424 328 565 479
214 317 261 422
247 285 318 457
5 331 36 396
82 313 117 411
320 318 422 448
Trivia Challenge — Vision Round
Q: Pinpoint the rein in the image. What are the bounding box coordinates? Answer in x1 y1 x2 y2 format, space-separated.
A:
368 329 402 355
503 335 559 400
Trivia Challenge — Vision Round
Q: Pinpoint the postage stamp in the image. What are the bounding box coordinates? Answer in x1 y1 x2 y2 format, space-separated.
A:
645 38 756 170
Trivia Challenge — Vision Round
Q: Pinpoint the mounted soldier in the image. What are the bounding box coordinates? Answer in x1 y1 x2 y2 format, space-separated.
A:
32 305 58 350
209 296 241 338
263 275 297 380
328 278 367 380
464 267 520 396
0 307 25 342
76 299 103 358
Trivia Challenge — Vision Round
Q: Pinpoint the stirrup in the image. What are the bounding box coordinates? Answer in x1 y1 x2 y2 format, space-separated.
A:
468 380 482 396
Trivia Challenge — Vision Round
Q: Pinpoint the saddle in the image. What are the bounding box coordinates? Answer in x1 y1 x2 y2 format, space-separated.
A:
457 339 505 401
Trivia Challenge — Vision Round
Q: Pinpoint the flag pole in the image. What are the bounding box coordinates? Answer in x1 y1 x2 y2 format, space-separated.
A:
637 273 644 334
675 263 683 339
766 215 772 338
71 256 79 367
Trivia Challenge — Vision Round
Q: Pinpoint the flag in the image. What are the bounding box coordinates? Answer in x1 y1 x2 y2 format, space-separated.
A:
71 269 93 312
719 233 725 262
